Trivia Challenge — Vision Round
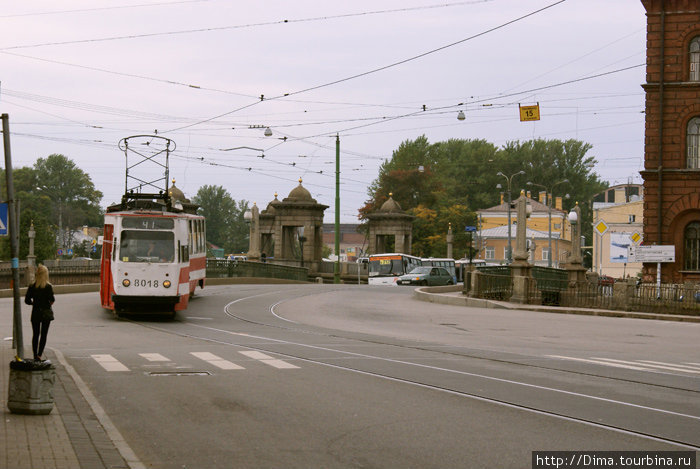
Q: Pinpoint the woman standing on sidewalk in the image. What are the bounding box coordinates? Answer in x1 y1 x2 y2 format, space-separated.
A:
24 264 55 361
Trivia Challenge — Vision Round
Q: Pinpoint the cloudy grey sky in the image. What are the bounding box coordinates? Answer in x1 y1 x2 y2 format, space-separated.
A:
0 0 646 222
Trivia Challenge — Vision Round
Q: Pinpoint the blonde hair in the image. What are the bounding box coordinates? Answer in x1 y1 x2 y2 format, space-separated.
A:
35 264 50 288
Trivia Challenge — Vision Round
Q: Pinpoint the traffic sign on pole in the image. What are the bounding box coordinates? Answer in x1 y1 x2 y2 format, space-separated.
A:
0 202 7 236
594 220 609 236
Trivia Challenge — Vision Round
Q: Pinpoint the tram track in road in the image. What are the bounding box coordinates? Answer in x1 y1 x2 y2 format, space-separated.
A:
121 286 700 451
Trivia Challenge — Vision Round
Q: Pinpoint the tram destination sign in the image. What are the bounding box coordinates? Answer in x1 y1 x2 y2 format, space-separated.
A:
627 245 675 263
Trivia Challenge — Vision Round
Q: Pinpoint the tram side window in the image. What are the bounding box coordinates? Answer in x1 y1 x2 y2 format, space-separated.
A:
120 230 175 263
188 220 193 253
200 219 205 253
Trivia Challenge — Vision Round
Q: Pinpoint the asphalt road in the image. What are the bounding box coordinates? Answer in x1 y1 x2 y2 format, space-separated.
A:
5 284 699 468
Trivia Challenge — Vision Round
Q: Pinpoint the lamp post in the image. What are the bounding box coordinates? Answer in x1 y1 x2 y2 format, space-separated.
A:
527 179 569 267
496 170 525 264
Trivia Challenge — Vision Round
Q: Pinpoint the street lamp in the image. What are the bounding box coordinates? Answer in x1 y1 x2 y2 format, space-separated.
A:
527 179 569 267
496 170 525 263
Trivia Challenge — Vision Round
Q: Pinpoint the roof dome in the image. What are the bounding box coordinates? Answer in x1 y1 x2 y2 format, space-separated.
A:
265 192 279 213
168 180 189 203
287 179 314 202
379 194 403 213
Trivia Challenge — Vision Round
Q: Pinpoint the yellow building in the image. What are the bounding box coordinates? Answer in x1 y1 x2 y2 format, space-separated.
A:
477 192 573 266
591 184 644 279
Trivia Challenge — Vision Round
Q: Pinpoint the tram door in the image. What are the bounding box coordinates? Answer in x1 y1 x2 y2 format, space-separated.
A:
100 224 114 308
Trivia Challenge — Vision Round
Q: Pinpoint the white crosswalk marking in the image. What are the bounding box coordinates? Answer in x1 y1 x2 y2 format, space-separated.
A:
548 355 700 375
91 354 129 372
547 355 653 371
239 351 299 369
139 353 170 362
190 352 244 370
596 358 700 374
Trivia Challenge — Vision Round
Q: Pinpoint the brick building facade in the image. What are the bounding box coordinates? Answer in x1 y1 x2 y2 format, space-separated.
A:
640 0 700 283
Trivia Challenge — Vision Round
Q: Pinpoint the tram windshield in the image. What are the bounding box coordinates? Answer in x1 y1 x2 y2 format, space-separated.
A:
119 230 175 263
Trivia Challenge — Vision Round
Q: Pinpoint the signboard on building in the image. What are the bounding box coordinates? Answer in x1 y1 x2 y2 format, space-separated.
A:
610 232 632 263
627 245 675 263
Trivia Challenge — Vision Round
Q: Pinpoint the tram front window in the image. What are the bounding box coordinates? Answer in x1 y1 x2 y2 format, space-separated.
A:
120 230 175 263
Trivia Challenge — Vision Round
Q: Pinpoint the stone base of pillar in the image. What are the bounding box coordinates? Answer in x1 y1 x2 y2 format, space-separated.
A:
7 360 55 415
510 261 532 304
564 263 587 284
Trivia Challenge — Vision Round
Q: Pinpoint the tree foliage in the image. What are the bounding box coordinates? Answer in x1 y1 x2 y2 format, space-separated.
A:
362 137 607 258
0 154 103 262
192 185 249 254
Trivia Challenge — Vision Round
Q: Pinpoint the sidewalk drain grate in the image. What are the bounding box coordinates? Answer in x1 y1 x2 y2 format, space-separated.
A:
147 371 211 376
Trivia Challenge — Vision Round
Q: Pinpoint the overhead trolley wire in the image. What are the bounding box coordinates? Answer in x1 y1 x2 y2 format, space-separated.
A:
163 0 568 133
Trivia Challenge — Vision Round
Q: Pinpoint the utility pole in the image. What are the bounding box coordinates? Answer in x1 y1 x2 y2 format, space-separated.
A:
3 113 24 360
334 135 340 284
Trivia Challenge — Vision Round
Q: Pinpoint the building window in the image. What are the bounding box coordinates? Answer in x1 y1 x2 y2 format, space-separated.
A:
684 222 700 271
691 36 700 82
485 246 495 260
542 248 550 261
688 117 700 169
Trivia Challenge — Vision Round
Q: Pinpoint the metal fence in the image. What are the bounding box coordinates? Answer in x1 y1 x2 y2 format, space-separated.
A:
470 264 700 316
205 259 309 282
628 282 700 315
472 266 512 300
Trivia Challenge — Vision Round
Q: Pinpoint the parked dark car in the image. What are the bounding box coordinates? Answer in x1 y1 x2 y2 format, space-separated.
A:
397 266 454 286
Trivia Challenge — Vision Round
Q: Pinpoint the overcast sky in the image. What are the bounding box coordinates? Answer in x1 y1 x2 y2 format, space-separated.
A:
0 0 647 223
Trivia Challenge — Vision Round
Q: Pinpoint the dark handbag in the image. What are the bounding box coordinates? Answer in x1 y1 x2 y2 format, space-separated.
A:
41 307 54 321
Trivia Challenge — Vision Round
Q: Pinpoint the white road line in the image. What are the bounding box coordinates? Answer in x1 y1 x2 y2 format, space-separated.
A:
686 362 700 366
139 353 170 362
546 355 653 371
239 350 299 369
190 352 244 370
91 354 130 372
594 358 700 374
638 360 700 371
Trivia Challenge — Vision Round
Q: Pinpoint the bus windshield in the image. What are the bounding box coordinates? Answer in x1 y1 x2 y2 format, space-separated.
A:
369 257 405 277
119 230 175 263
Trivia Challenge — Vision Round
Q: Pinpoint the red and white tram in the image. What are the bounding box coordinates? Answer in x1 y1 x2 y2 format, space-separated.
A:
100 196 206 316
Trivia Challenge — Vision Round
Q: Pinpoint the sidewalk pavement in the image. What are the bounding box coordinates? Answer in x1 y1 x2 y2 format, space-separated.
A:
1 340 128 469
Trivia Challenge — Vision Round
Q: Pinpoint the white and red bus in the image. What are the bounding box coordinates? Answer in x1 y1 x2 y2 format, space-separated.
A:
367 253 422 285
100 198 206 317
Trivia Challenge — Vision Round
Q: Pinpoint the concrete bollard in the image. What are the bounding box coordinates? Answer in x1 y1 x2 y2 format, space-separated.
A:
7 360 55 415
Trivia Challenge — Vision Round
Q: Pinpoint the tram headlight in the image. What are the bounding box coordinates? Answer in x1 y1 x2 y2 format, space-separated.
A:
122 279 131 287
163 280 171 288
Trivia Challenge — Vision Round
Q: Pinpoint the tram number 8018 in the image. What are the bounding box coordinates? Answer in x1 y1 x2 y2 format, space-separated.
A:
134 279 159 288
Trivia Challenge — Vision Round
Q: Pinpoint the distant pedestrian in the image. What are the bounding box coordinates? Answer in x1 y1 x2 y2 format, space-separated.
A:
24 264 55 361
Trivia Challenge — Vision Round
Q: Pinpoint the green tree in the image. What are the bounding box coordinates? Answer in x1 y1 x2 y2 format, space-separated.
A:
363 137 607 260
192 185 249 254
33 154 103 249
0 155 103 259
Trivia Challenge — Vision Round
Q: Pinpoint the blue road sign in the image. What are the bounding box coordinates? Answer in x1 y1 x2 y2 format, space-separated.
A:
0 203 7 236
464 225 477 232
